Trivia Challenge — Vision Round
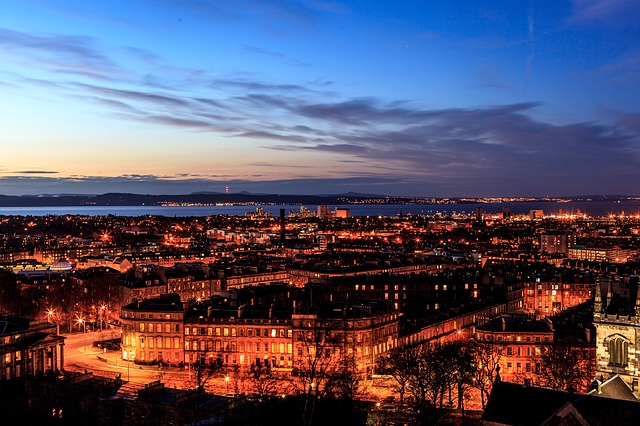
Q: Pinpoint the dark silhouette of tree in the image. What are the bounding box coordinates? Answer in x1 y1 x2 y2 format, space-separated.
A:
534 339 594 392
248 362 280 398
323 355 361 401
293 315 360 426
470 342 503 409
377 346 419 405
441 341 475 410
407 343 445 409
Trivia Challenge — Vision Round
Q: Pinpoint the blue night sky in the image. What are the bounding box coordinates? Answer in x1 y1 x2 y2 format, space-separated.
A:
1 0 639 197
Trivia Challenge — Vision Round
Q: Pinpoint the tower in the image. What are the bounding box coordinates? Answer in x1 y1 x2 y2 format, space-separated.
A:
593 274 640 396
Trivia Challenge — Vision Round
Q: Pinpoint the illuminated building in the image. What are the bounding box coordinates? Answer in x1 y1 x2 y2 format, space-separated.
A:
593 278 640 396
474 314 554 384
182 299 399 378
334 207 351 218
184 303 293 369
540 231 575 254
292 306 400 377
120 294 184 365
317 205 331 218
568 245 636 263
509 280 593 316
529 210 544 220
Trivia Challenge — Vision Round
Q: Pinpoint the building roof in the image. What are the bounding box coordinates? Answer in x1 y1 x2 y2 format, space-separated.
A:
122 294 183 312
0 316 33 335
587 375 638 402
482 381 640 426
476 314 553 334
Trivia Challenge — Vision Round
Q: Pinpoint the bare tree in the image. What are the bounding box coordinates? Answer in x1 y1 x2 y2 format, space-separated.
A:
293 315 357 426
248 362 280 398
406 343 447 409
377 346 419 405
470 342 503 409
534 339 594 392
323 355 361 401
441 342 475 410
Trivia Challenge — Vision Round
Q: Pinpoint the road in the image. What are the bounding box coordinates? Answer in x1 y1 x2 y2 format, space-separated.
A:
62 330 232 391
61 331 393 399
63 330 169 385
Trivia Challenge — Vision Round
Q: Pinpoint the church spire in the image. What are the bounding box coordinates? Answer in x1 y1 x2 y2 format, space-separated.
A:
594 277 602 313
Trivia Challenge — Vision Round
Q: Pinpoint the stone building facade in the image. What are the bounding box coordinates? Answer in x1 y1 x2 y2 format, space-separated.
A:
120 294 184 366
593 278 640 395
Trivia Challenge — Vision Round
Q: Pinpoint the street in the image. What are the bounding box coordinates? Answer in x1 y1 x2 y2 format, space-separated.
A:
63 330 167 385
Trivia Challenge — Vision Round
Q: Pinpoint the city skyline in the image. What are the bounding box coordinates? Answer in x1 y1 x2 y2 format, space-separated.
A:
1 1 639 197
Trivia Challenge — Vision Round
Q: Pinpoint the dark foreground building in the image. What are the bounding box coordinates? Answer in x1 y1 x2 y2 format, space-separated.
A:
1 315 65 381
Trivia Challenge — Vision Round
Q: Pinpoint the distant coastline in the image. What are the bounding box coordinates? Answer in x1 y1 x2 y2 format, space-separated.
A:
0 200 639 217
0 192 637 208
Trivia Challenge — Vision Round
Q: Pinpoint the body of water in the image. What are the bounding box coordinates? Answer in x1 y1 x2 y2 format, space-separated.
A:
0 200 639 217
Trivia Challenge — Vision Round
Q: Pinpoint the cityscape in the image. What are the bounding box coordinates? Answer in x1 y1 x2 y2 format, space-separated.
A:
2 204 640 425
2 1 640 425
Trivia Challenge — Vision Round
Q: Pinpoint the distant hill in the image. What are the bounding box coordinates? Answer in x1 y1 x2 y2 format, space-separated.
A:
0 192 404 207
0 193 635 207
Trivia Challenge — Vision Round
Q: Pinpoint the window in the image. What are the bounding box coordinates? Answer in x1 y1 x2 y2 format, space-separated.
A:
608 336 629 367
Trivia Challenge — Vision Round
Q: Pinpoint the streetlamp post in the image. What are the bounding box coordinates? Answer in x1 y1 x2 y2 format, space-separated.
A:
100 305 106 334
225 375 230 394
77 317 86 350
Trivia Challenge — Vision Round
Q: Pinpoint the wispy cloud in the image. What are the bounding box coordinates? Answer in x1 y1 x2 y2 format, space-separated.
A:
243 45 309 67
0 26 126 80
12 170 58 174
569 0 639 23
1 20 639 197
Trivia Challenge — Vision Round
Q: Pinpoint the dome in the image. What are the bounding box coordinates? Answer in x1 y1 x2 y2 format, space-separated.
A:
49 261 73 272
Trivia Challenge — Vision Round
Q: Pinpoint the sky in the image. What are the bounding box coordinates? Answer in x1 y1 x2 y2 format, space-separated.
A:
0 0 639 197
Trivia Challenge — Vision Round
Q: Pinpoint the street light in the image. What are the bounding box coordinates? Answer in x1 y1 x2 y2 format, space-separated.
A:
98 304 106 334
47 308 60 335
76 317 86 333
224 376 230 394
77 317 87 351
